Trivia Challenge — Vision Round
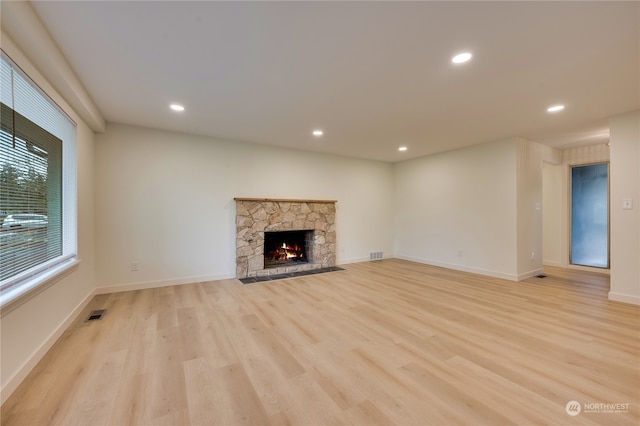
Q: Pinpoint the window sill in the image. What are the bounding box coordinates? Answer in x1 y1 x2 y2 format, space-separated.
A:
0 257 81 317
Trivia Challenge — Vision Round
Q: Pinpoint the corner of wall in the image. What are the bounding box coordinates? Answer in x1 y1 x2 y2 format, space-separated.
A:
609 110 640 304
516 139 544 278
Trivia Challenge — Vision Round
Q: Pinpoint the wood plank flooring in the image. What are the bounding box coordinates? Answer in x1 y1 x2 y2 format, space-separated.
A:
2 259 639 425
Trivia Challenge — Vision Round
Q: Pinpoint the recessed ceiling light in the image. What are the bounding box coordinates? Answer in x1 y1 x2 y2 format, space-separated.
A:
547 104 565 113
312 130 324 136
398 146 408 152
452 52 472 64
170 104 185 112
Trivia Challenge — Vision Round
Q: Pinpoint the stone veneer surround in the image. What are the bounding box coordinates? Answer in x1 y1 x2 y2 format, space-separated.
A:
235 198 336 278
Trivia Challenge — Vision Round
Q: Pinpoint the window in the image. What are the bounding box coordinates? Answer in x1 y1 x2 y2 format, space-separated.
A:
0 52 77 306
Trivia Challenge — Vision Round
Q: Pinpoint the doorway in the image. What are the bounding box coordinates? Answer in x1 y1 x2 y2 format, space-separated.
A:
570 163 609 268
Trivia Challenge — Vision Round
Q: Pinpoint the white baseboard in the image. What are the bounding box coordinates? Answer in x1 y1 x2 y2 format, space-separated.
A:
395 254 520 281
543 260 563 267
1 288 97 405
338 255 390 265
608 292 640 305
517 268 545 281
94 273 235 295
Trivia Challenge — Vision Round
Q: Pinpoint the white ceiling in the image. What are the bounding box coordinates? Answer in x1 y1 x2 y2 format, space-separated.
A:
30 1 639 162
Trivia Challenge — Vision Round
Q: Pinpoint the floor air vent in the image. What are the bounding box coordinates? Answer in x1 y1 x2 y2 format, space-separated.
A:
85 309 106 322
536 274 547 278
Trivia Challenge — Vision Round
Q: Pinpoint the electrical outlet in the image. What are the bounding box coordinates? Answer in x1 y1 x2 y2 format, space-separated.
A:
131 261 140 272
531 252 535 261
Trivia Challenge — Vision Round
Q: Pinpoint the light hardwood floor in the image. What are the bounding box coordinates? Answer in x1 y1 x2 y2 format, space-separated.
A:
2 259 639 425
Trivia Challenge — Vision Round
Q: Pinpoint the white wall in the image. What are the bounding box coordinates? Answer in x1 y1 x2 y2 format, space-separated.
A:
393 138 521 280
516 139 545 279
543 163 564 266
0 35 96 400
94 124 394 291
542 144 610 269
609 110 640 304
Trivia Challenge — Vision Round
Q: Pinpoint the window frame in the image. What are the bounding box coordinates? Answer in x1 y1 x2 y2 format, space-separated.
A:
0 51 78 311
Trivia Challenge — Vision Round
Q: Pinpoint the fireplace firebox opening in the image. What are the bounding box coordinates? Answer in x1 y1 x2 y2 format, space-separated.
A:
264 230 313 269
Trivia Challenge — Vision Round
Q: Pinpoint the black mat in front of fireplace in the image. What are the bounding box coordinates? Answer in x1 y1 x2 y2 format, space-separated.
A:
239 266 344 284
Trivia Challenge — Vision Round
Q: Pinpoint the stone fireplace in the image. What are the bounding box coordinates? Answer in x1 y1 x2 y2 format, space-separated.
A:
234 198 336 278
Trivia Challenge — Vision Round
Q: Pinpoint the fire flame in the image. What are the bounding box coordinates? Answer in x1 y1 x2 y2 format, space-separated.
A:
280 242 302 259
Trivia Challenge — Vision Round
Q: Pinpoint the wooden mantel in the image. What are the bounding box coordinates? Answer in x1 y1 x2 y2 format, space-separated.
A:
234 197 337 203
